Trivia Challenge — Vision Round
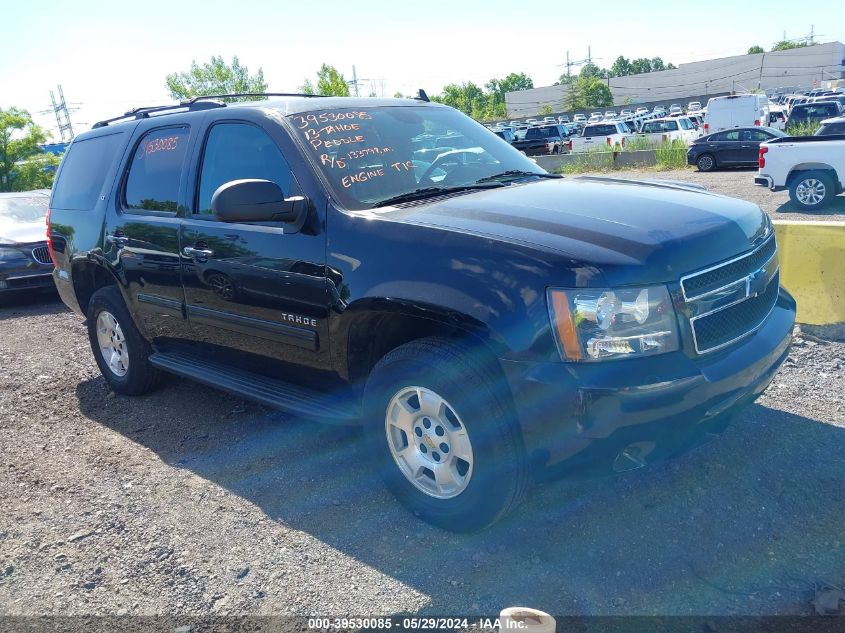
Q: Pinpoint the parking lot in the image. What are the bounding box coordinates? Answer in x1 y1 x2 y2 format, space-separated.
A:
1 294 843 616
576 167 845 223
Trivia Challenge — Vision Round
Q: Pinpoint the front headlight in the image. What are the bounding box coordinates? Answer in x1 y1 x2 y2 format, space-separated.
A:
547 286 680 361
0 247 23 261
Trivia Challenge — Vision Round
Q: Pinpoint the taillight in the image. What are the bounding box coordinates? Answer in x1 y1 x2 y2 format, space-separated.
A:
46 207 57 266
606 137 612 146
759 146 768 168
567 140 572 151
621 137 625 147
754 119 761 126
704 123 709 132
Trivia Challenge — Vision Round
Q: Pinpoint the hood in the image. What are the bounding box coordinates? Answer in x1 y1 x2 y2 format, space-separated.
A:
380 177 769 286
0 218 48 245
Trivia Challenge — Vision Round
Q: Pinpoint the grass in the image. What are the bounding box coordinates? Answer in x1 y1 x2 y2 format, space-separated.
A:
785 121 820 136
654 139 689 170
555 138 692 174
622 136 661 151
558 146 615 174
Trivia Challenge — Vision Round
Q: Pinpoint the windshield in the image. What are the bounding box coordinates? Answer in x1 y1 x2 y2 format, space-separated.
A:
0 196 48 221
288 106 545 210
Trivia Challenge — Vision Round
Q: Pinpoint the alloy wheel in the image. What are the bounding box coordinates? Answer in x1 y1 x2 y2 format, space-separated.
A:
96 311 129 377
384 386 474 499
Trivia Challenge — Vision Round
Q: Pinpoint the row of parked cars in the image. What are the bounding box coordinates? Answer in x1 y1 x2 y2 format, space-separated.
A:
493 88 843 159
488 107 708 156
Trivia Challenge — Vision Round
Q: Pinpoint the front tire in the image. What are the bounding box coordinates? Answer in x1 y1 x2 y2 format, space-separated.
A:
789 171 834 211
86 286 161 395
364 337 529 531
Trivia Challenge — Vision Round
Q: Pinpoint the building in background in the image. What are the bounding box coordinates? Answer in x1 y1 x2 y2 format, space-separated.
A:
506 42 845 118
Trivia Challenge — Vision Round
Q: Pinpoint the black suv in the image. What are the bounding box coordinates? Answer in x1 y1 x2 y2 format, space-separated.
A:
48 94 795 531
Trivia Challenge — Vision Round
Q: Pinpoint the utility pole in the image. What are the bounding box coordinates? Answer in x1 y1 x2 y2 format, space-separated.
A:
350 65 359 97
49 85 74 142
809 24 814 44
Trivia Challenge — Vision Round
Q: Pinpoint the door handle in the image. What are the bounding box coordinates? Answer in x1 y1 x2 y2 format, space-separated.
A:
106 234 129 247
183 246 214 258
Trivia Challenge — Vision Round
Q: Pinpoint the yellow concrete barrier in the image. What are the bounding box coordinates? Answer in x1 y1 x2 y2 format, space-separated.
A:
773 221 845 325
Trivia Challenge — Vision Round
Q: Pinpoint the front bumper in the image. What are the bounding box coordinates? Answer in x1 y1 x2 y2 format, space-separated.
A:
0 262 54 294
500 288 796 478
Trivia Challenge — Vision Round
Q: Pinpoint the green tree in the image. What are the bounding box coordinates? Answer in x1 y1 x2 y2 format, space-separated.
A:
650 57 667 72
630 58 653 74
747 45 765 54
486 72 534 103
610 56 633 77
0 108 59 192
165 55 267 101
579 62 607 80
567 77 613 110
771 40 809 51
433 82 486 115
539 104 554 116
300 64 350 97
484 72 533 119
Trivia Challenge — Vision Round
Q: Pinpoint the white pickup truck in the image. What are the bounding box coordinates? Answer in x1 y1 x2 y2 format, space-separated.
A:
636 117 699 145
570 122 633 152
755 136 845 210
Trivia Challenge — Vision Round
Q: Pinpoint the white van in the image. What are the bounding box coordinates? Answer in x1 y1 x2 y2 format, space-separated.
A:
703 94 770 134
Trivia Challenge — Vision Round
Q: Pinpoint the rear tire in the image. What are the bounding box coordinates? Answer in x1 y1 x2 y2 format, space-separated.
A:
363 337 529 531
86 286 161 395
789 171 835 211
696 153 716 172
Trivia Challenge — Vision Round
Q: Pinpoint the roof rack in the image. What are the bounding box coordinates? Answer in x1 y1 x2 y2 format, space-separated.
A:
92 93 324 129
183 92 321 103
92 99 226 128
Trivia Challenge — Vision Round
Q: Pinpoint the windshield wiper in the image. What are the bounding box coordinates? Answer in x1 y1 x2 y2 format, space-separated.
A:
372 183 504 208
474 170 562 184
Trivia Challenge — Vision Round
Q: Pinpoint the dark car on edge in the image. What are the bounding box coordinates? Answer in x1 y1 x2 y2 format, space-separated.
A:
512 124 572 155
0 190 55 299
47 95 795 531
688 127 787 171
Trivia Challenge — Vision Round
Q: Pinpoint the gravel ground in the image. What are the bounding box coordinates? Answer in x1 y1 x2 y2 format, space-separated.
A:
1 294 844 618
574 167 845 223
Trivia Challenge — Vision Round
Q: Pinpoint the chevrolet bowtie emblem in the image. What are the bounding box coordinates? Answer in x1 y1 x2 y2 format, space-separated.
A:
746 268 769 298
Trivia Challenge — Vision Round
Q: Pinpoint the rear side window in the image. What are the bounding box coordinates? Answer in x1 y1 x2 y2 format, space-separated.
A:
51 133 125 210
124 127 190 213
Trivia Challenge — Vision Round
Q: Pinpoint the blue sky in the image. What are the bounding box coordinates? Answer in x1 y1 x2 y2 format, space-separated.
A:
2 0 844 138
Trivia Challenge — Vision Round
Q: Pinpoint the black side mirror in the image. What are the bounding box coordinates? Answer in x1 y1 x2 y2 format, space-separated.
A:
211 179 307 224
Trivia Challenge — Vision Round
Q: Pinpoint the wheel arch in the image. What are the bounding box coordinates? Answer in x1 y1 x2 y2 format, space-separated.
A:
787 163 839 184
71 259 122 315
338 298 509 389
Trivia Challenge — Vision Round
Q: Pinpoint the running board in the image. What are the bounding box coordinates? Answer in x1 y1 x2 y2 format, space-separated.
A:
149 351 359 421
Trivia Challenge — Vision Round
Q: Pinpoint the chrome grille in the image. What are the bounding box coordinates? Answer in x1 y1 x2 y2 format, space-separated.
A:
691 272 779 353
682 235 779 354
31 245 52 265
681 235 776 300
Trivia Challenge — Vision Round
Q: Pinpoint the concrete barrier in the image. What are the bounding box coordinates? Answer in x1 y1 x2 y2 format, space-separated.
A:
773 221 845 326
615 149 658 167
